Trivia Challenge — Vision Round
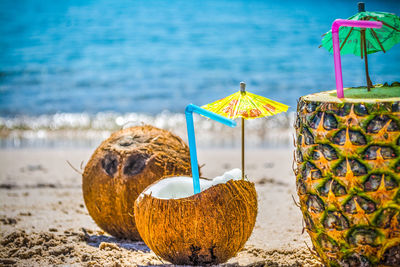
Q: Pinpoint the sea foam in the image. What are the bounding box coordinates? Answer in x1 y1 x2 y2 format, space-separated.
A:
0 111 294 148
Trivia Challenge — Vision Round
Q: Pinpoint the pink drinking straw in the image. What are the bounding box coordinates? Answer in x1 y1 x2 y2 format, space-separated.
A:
331 19 382 98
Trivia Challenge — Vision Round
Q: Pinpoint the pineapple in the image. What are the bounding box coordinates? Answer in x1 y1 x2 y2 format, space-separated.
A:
294 84 400 266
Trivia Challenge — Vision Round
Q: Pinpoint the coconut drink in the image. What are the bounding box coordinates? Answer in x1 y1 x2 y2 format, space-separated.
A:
294 17 400 266
135 169 257 265
134 105 258 265
82 125 193 240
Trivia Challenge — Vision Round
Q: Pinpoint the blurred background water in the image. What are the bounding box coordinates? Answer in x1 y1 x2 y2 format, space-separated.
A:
0 0 399 148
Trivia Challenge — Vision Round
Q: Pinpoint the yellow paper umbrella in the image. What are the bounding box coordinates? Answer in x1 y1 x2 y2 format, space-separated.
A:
202 82 289 179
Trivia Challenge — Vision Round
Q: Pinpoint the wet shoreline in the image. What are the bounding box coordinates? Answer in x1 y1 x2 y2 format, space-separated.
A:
0 111 295 149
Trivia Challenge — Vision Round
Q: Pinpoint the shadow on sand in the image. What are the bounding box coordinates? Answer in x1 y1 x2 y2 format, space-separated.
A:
81 228 150 253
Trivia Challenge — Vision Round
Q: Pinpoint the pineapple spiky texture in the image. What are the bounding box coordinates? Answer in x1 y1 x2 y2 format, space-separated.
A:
294 84 400 266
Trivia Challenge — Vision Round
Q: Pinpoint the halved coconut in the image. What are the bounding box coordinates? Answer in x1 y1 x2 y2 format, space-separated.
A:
82 125 193 240
134 169 258 265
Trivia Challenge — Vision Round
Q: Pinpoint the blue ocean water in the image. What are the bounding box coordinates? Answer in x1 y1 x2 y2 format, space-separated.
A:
0 0 399 148
1 0 399 116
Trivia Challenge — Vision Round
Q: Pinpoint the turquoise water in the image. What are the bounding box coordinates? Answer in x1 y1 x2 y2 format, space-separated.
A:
1 0 399 116
0 0 399 147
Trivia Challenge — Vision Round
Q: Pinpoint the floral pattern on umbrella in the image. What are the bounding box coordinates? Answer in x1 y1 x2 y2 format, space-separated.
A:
203 90 289 120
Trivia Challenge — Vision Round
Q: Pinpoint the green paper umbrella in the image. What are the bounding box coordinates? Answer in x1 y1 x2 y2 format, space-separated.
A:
320 2 400 91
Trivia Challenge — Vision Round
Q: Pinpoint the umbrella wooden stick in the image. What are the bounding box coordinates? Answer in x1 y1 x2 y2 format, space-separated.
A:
359 3 365 61
360 29 364 59
241 117 245 180
358 3 373 91
240 82 246 180
361 29 373 91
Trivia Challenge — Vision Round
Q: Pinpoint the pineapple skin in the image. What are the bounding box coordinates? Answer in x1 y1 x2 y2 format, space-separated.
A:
294 97 400 266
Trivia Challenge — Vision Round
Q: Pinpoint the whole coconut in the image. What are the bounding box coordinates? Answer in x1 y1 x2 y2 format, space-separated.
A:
82 125 192 240
134 176 258 265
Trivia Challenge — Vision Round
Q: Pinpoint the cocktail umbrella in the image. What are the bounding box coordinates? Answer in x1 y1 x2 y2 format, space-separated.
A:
320 2 400 91
202 82 289 179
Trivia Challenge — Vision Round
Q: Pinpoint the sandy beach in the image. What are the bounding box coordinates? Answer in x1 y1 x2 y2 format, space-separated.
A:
0 147 321 266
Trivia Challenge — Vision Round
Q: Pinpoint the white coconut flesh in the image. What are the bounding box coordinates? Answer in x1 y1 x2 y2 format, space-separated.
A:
141 168 242 200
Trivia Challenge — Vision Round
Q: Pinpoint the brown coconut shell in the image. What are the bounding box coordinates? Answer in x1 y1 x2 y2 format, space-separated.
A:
82 125 193 240
134 178 258 265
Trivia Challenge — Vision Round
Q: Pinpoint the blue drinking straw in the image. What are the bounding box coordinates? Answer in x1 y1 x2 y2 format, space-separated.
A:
185 104 237 194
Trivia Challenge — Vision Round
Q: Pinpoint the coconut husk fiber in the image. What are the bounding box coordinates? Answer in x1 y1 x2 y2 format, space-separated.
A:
134 179 258 265
82 125 193 240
